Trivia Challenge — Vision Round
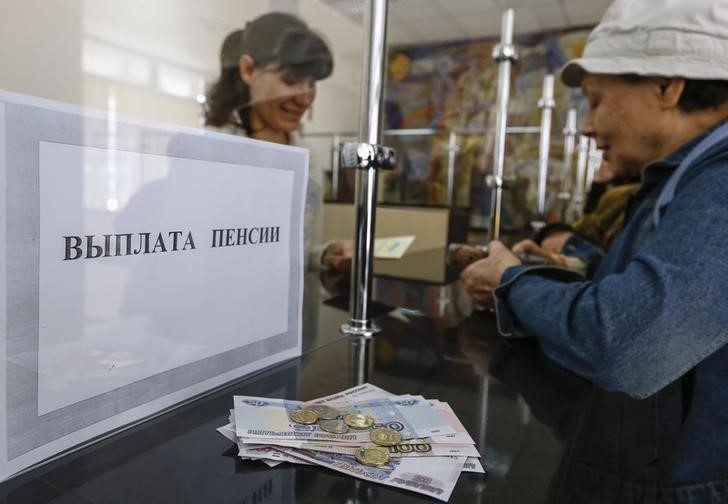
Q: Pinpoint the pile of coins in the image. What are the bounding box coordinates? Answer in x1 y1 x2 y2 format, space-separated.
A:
289 406 404 467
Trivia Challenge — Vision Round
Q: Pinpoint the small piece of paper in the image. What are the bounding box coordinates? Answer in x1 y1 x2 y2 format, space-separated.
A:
374 236 415 259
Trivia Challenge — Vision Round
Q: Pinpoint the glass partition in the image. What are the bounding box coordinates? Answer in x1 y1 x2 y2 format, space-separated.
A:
298 0 612 231
0 0 613 484
0 0 368 479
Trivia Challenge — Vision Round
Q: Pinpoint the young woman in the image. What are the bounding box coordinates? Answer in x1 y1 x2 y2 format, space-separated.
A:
206 13 352 271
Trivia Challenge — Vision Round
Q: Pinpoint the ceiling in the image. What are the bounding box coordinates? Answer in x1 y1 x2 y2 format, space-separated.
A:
83 0 611 75
322 0 613 45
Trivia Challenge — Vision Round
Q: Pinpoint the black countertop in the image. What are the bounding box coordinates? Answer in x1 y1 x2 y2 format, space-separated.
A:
0 274 570 503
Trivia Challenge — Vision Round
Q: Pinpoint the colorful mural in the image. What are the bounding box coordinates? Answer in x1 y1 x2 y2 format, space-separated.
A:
382 27 592 229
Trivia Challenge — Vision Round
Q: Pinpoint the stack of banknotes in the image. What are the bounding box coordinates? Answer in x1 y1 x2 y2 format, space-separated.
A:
216 383 485 502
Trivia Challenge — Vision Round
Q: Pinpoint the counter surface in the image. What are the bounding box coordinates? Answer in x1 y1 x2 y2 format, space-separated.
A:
0 274 569 503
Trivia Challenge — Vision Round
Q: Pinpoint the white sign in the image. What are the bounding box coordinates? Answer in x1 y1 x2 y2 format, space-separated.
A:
0 90 307 479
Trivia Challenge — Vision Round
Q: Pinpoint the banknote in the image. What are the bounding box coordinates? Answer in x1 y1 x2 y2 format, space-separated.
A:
233 396 454 442
216 423 236 442
217 384 486 498
320 392 471 442
225 397 473 448
230 430 483 476
241 441 482 474
247 443 483 476
386 396 456 437
428 401 477 445
248 440 480 458
276 447 466 502
308 383 395 406
318 392 466 440
462 457 486 474
237 442 313 466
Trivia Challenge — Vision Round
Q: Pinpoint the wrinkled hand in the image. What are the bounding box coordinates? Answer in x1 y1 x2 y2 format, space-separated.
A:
321 239 353 272
461 241 521 307
512 239 568 268
539 231 573 254
512 239 550 257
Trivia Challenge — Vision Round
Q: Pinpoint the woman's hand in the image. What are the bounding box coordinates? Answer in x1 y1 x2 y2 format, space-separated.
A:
321 239 353 272
539 231 573 254
461 241 521 307
512 239 570 268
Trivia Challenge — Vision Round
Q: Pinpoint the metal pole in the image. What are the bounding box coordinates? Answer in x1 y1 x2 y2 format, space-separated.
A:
488 9 517 242
349 337 372 386
341 0 389 337
331 133 341 200
572 135 590 218
557 108 578 219
477 377 490 455
505 126 540 134
385 128 439 136
446 131 458 206
536 74 555 217
585 138 602 197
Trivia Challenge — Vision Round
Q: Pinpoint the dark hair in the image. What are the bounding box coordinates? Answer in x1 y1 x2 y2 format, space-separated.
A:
678 80 728 113
621 74 728 113
204 13 334 134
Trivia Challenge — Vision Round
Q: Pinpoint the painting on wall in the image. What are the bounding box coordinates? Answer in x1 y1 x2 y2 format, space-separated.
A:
383 26 592 230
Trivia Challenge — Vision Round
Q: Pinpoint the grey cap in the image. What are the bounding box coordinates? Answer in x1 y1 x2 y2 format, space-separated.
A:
561 0 728 87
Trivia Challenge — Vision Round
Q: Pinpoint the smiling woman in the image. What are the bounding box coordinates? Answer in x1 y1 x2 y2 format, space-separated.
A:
204 13 352 272
204 12 333 144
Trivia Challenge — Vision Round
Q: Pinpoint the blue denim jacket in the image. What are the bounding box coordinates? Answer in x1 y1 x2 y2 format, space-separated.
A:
493 124 728 500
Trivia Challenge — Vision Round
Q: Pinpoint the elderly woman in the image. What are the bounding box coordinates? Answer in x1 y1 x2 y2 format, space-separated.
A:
462 0 728 501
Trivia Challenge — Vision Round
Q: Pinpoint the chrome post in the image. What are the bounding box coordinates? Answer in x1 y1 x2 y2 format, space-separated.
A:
557 108 578 219
437 285 450 317
505 126 540 134
349 336 372 386
341 0 394 338
196 94 207 128
572 135 590 219
445 131 459 206
331 133 341 200
535 74 555 218
477 376 490 455
488 9 517 241
585 138 602 196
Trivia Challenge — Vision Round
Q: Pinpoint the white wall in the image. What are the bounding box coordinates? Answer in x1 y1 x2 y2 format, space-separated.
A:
294 0 363 135
0 1 83 103
0 0 362 134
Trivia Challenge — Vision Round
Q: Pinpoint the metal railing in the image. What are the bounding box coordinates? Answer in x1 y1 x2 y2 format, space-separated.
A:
340 0 392 338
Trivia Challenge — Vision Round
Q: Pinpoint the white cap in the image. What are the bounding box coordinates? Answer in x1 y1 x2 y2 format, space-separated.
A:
561 0 728 87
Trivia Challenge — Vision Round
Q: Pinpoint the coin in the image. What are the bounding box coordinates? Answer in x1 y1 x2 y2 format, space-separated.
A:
319 419 350 434
306 404 341 420
370 427 402 446
344 413 374 429
289 409 318 425
354 446 390 467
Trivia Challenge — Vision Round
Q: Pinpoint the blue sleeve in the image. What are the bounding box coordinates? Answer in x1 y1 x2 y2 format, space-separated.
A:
493 162 728 398
494 265 583 338
561 234 601 264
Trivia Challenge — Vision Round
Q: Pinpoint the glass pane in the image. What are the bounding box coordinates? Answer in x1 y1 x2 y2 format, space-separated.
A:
0 0 365 477
380 2 603 227
0 0 615 483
